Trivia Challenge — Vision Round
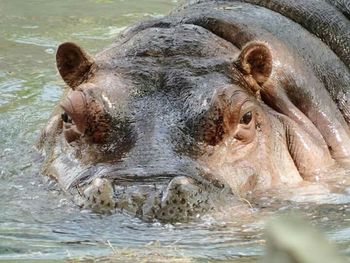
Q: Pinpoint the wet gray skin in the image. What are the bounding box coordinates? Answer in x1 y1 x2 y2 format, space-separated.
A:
38 0 350 222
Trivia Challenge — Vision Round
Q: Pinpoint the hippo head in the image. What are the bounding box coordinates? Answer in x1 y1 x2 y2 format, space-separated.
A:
38 24 335 221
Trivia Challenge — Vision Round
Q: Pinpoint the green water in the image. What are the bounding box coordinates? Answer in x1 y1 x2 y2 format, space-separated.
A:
0 0 349 261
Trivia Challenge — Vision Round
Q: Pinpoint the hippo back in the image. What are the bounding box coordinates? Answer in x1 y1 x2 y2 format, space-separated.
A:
115 0 350 122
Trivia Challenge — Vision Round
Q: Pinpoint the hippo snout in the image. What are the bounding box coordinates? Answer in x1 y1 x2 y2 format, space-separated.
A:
80 175 217 221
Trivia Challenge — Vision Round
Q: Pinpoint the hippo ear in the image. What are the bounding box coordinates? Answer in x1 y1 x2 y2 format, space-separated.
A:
56 42 95 89
238 42 272 85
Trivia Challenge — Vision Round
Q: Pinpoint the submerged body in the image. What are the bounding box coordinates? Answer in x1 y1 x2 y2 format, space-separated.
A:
38 0 350 221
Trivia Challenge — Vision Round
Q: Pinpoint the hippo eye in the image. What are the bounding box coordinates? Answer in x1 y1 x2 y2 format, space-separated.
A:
61 112 72 123
240 111 253 125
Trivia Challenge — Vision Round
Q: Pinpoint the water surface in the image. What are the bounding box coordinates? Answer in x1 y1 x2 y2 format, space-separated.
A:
0 0 349 261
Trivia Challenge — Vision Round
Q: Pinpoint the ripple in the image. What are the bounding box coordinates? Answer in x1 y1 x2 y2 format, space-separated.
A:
72 26 127 40
9 36 59 48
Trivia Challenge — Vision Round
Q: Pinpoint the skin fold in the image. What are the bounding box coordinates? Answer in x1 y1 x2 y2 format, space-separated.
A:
38 0 350 221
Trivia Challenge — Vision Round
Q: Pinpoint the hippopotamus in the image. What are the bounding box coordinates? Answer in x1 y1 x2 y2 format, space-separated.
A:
37 0 350 221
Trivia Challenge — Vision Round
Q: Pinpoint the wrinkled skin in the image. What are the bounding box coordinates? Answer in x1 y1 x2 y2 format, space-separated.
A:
38 0 350 221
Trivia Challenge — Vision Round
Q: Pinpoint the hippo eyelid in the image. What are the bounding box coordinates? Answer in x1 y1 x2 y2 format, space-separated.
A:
226 90 252 109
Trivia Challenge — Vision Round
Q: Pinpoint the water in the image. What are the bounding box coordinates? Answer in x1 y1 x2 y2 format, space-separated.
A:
0 0 349 261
